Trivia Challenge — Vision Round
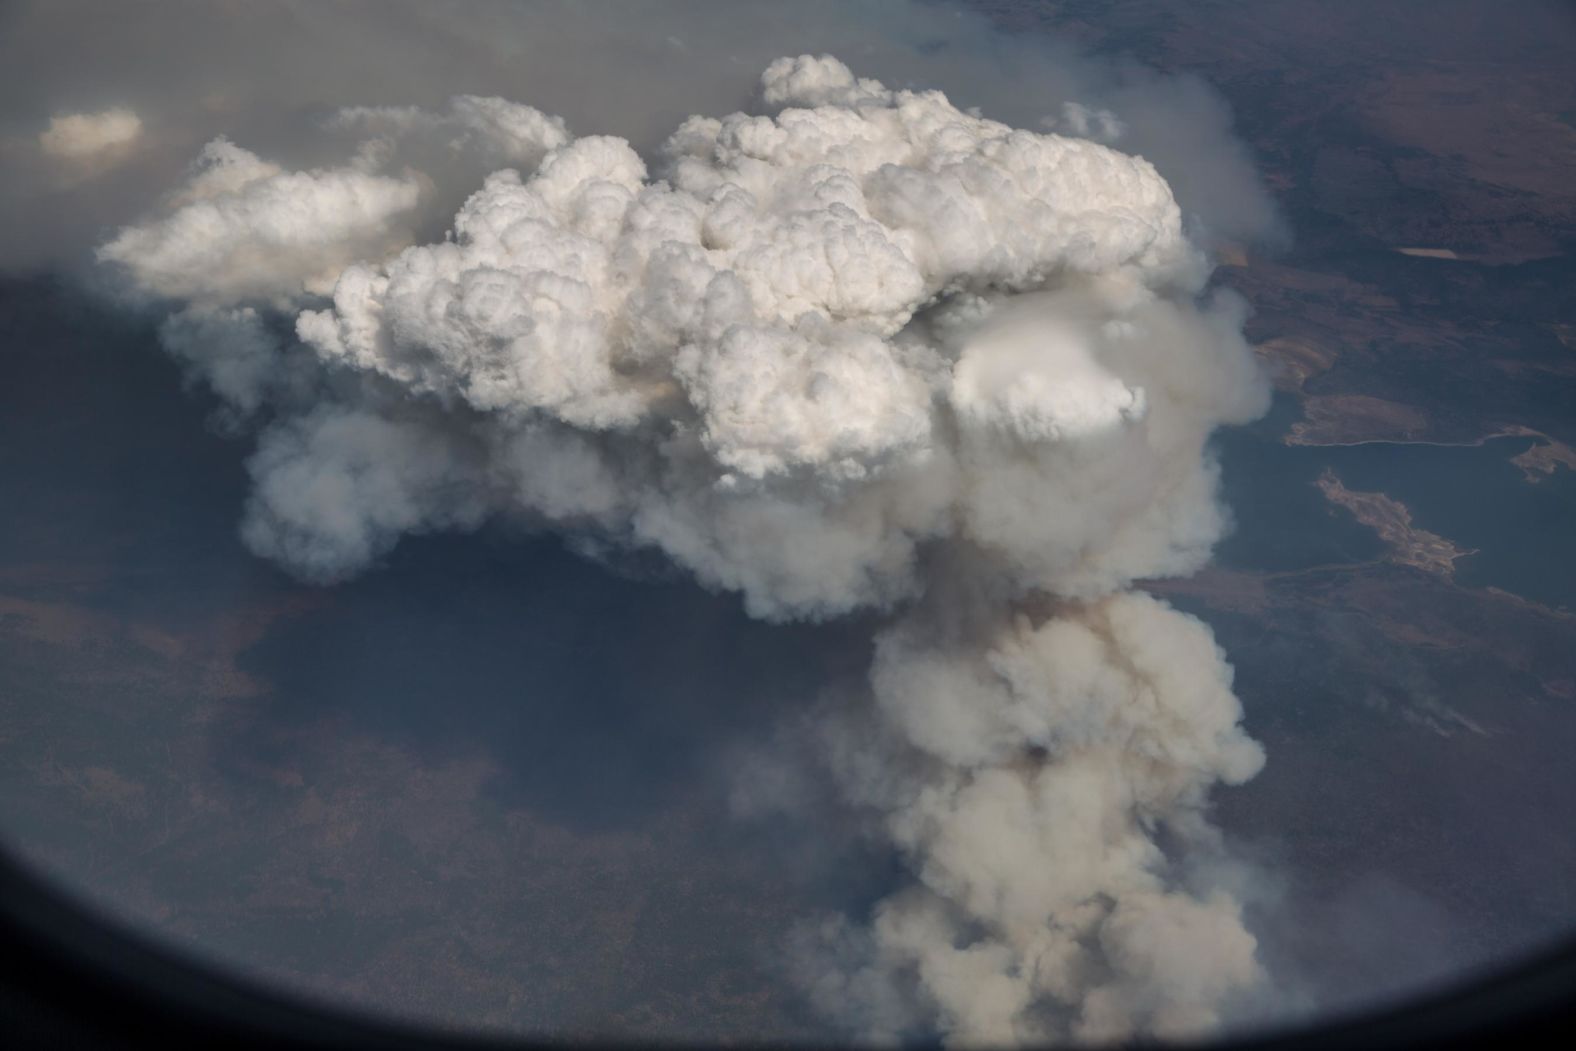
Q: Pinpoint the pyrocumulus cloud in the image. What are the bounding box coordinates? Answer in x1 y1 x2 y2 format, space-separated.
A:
97 54 1272 1045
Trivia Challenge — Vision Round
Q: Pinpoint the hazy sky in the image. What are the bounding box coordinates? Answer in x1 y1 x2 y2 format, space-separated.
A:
0 0 1282 276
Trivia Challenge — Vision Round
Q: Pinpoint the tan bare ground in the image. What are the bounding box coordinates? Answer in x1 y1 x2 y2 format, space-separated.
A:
1510 434 1576 482
0 590 321 699
1253 336 1335 391
1288 395 1431 445
1317 470 1472 577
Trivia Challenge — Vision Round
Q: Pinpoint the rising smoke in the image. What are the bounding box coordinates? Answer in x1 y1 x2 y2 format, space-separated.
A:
91 49 1272 1046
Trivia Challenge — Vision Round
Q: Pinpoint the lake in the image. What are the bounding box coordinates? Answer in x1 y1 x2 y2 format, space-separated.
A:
1213 394 1576 611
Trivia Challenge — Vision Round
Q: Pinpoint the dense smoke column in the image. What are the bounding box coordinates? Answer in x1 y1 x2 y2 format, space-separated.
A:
96 56 1272 1045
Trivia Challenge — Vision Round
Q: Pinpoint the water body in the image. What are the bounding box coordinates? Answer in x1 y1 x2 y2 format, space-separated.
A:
1213 394 1576 611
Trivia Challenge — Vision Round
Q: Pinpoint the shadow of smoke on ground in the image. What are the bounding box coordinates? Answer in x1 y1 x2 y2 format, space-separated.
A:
225 526 878 833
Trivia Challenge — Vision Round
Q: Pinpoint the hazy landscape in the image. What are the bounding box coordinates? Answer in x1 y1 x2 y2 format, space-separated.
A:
1 1 1573 1045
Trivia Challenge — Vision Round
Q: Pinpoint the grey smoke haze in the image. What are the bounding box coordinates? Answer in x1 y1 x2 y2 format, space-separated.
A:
0 0 1280 276
4 2 1294 1045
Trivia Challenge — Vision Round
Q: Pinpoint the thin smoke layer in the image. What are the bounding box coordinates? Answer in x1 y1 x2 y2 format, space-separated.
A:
95 55 1271 1044
1 0 1283 274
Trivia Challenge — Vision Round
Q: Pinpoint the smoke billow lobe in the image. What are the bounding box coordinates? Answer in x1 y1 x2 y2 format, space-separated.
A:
94 51 1273 1046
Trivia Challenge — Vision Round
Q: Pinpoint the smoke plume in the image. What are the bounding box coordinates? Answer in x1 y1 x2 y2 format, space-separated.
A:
95 53 1272 1045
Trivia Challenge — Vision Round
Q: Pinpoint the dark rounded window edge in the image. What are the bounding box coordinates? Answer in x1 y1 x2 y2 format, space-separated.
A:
2 845 1572 1050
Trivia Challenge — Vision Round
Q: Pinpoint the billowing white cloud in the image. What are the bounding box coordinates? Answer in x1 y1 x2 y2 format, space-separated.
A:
330 93 571 171
38 106 142 159
96 55 1273 1045
241 406 493 580
94 93 575 306
97 137 422 303
790 590 1266 1045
